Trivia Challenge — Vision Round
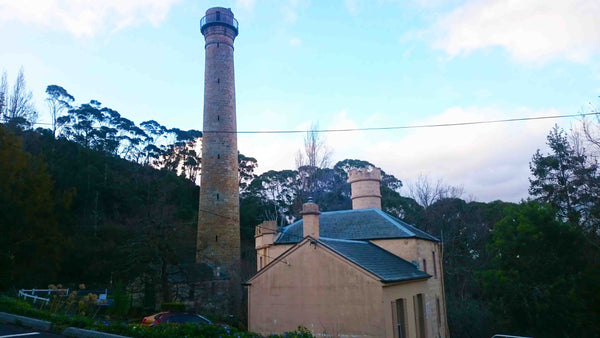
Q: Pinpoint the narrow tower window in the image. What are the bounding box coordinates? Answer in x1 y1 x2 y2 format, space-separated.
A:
436 297 441 327
433 251 437 278
217 154 220 159
217 78 220 84
216 11 221 21
217 42 220 48
216 193 219 200
215 235 218 242
217 115 220 121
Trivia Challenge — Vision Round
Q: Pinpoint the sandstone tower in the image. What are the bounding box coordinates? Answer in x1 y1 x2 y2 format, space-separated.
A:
196 7 241 314
347 167 382 210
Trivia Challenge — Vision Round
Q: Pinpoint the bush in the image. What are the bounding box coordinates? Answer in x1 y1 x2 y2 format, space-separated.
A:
0 295 307 337
270 326 313 338
110 282 129 318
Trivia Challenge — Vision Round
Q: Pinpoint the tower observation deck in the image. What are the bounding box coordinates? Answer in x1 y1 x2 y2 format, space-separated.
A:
200 9 238 37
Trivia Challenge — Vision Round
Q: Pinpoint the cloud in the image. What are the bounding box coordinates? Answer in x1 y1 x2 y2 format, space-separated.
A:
431 0 600 63
240 106 562 202
236 0 257 10
289 37 302 47
362 106 561 201
280 0 309 24
344 0 360 14
0 0 180 38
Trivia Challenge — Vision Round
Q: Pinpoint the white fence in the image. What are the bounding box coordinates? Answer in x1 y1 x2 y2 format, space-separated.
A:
18 288 70 304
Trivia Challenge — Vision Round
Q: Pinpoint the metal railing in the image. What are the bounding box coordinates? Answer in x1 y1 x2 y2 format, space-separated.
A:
18 288 70 304
200 12 238 35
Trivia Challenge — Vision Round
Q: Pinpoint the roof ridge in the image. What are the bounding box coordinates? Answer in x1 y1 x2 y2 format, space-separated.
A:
374 208 416 237
319 237 368 244
386 213 441 242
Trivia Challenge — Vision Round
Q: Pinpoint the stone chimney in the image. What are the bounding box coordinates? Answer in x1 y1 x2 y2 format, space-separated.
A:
302 201 321 239
255 221 277 250
347 167 382 210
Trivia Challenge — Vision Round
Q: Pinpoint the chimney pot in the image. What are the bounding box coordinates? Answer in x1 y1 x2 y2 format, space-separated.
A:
302 202 320 239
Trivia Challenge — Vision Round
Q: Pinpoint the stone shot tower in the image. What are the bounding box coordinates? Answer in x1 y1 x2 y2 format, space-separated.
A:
196 7 241 313
347 167 382 210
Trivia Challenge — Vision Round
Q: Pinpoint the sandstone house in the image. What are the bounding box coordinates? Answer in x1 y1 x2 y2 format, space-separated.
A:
248 168 449 338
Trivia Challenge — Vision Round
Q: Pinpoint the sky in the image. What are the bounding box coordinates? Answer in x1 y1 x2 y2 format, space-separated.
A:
1 0 599 202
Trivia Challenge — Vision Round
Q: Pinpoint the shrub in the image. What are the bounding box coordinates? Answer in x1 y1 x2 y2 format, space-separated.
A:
0 295 273 337
270 326 314 338
110 282 129 318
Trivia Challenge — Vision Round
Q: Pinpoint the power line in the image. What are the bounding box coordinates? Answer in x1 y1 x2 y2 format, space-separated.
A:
29 111 599 134
213 112 599 134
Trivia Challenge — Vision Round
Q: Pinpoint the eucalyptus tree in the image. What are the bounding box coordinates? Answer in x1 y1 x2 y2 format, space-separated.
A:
46 85 74 137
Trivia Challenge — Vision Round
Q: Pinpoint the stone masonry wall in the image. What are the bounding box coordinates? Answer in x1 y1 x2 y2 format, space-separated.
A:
196 7 241 316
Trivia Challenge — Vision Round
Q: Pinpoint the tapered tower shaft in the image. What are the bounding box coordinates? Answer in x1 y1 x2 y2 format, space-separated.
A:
196 7 240 312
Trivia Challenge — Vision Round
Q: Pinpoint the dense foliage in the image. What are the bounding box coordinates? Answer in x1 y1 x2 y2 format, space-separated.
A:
480 202 592 337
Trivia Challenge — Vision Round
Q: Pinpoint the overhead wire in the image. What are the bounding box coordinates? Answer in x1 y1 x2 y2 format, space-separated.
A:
28 111 599 134
203 111 600 134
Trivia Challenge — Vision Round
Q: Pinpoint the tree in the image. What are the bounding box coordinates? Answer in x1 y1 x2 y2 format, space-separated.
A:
124 171 197 303
239 153 258 192
333 159 403 192
295 123 332 170
0 126 63 288
408 173 463 208
4 67 37 128
529 125 600 232
46 85 75 137
0 71 7 118
295 123 333 203
245 170 299 225
480 201 593 337
581 97 600 156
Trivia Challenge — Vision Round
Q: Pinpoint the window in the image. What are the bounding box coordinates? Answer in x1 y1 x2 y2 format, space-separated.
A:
436 296 441 328
433 251 437 278
216 11 221 21
395 298 407 338
422 259 427 274
259 256 263 269
414 294 426 338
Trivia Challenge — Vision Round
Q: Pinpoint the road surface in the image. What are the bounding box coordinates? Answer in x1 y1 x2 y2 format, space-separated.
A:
0 323 64 337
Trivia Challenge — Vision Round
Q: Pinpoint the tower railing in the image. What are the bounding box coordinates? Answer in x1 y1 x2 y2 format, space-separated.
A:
200 12 238 35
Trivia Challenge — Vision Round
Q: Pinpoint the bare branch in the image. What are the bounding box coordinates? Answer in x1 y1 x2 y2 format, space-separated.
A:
6 67 37 126
296 122 332 169
408 173 463 208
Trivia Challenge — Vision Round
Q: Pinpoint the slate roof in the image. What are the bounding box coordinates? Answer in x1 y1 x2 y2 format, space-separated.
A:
275 208 439 244
317 237 430 283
